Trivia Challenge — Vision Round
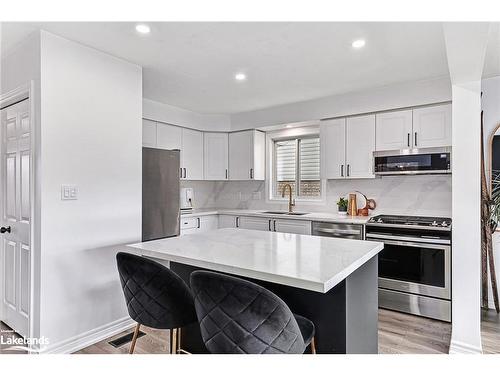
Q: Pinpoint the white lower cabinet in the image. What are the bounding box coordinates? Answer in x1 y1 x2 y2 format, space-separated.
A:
218 214 238 228
273 219 311 235
180 215 218 235
238 216 311 234
238 216 271 231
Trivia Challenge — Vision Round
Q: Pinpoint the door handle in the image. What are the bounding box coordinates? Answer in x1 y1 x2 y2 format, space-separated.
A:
225 169 228 179
0 226 11 234
250 168 254 179
268 220 272 231
341 165 344 177
236 217 240 228
347 164 350 177
197 218 201 229
414 132 417 147
273 220 276 232
407 133 410 147
183 168 187 178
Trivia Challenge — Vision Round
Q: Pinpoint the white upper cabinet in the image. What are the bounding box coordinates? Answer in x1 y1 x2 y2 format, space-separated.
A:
142 119 157 147
320 118 346 179
157 123 182 150
228 130 265 180
412 104 452 148
204 132 229 180
181 128 204 180
346 115 376 179
375 110 413 151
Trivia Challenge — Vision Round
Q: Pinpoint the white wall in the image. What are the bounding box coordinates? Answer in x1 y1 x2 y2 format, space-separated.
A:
38 31 142 351
482 75 500 309
230 77 452 130
143 98 230 131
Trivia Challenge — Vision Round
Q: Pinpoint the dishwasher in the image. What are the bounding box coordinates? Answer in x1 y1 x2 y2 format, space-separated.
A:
312 221 364 240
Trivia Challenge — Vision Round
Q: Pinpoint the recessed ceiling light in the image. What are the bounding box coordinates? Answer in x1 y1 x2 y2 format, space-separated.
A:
352 39 366 49
135 24 151 34
285 124 293 128
235 73 247 81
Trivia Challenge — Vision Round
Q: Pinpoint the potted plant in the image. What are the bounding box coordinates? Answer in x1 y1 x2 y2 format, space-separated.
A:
337 197 348 215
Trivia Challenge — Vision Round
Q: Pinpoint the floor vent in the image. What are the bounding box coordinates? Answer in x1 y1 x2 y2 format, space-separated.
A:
108 330 146 348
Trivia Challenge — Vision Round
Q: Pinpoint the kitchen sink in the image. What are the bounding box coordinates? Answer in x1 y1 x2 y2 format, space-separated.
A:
262 211 309 216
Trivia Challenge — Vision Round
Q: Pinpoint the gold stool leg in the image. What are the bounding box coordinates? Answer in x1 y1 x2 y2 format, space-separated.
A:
129 324 141 354
170 328 177 354
177 328 181 353
310 337 317 354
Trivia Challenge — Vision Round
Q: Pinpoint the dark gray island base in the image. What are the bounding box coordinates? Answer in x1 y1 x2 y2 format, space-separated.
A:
171 256 378 354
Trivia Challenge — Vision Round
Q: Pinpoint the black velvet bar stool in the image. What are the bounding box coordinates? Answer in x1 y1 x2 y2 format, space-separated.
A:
116 252 197 354
190 270 316 354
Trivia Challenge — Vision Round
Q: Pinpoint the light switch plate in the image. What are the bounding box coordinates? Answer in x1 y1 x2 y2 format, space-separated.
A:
61 185 78 200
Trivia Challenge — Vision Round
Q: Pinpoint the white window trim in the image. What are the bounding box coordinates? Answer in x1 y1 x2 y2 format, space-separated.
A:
265 126 326 205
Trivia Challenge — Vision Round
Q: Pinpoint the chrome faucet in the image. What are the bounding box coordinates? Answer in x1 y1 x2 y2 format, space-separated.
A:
281 183 295 213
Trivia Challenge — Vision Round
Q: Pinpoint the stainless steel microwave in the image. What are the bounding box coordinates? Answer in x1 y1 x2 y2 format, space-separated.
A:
373 147 452 176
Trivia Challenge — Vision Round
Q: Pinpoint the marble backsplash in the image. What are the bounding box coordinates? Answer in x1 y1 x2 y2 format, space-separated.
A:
181 174 452 217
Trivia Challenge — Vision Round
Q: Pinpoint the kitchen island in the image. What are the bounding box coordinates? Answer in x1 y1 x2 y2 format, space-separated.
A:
127 228 383 354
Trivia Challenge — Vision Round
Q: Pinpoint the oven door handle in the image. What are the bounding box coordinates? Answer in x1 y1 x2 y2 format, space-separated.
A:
366 233 451 247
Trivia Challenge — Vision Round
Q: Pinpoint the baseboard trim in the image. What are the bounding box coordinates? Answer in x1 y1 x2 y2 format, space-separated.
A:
449 339 483 354
43 316 135 354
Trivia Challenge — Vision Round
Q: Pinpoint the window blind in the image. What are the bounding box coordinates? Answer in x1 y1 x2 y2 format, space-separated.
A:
275 140 296 181
299 137 320 180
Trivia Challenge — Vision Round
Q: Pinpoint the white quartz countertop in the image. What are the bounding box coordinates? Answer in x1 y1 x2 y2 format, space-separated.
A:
181 208 371 224
127 228 383 293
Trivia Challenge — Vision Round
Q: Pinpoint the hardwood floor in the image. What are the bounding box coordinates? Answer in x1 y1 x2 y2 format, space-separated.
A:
74 309 459 354
3 309 499 354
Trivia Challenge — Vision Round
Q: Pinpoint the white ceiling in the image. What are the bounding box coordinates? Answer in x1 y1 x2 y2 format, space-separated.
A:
1 22 498 114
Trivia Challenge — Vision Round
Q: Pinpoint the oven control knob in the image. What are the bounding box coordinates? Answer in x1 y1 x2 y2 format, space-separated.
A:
431 221 438 226
377 218 383 223
441 221 448 227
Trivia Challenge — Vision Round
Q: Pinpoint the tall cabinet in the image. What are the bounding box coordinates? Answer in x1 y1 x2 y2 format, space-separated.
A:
321 115 375 179
228 130 265 180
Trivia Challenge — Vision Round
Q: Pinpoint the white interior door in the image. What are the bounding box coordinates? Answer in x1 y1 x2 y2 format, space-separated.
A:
1 98 31 337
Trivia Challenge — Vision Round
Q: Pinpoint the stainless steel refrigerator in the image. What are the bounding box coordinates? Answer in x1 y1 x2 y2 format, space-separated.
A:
142 148 180 241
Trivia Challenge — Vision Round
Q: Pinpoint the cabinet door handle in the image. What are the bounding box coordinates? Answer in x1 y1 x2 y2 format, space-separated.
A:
273 220 276 232
341 165 344 177
197 217 201 229
347 164 350 177
250 168 254 179
414 132 417 147
268 219 272 231
407 133 410 147
225 169 228 179
236 217 240 228
184 168 187 178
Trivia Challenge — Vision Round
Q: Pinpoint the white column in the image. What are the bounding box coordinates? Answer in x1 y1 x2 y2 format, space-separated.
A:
443 22 491 354
450 81 483 353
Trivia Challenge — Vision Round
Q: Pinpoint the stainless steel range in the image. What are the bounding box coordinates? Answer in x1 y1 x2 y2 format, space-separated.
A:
366 215 452 322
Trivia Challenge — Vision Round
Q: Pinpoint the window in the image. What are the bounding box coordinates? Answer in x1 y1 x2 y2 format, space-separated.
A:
274 136 321 198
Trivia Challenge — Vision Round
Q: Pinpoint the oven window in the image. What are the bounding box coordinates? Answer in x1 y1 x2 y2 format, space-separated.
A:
379 243 445 287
